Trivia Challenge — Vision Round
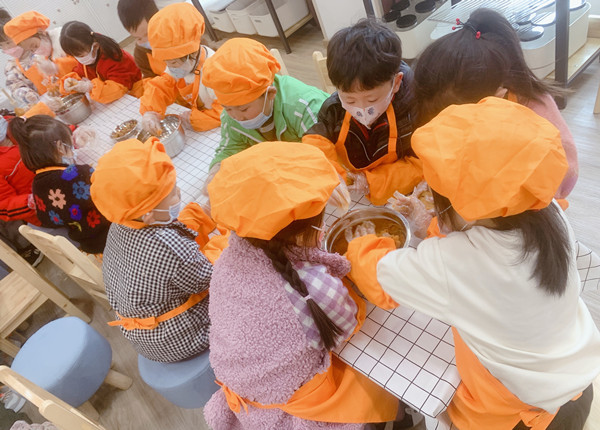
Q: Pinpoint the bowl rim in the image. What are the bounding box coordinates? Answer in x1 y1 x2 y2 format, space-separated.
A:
110 119 139 139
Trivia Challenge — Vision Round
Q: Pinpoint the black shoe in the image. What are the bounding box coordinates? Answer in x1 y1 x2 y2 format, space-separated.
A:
20 246 44 267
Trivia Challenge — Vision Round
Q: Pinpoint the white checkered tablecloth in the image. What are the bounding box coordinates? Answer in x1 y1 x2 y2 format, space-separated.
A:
75 94 220 206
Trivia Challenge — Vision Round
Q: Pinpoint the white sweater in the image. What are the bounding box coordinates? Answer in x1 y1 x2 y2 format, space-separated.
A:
376 216 600 412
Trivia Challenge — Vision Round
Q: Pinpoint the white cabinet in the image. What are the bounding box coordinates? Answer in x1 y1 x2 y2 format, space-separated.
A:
312 0 367 41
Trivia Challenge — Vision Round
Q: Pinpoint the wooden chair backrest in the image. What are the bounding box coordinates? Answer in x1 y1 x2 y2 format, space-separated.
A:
270 48 289 76
18 225 110 310
0 366 107 430
312 51 335 94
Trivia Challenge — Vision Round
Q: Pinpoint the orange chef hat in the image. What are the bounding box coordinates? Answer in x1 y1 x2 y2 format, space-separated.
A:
90 137 176 229
208 141 339 240
147 3 205 61
4 11 50 45
202 38 280 106
411 96 567 221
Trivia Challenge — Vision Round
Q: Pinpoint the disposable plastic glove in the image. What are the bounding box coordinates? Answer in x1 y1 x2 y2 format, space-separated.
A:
39 93 62 111
71 125 96 149
345 220 376 243
387 188 432 239
64 78 93 93
141 111 163 135
328 174 351 213
35 58 58 77
24 91 40 104
346 171 370 196
180 111 193 130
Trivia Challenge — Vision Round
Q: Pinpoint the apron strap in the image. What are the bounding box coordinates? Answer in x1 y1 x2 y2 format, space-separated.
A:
36 166 67 174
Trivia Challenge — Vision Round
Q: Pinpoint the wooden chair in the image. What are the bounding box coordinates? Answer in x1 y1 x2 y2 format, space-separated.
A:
312 51 335 94
270 48 289 76
0 365 107 430
0 239 90 358
19 225 110 311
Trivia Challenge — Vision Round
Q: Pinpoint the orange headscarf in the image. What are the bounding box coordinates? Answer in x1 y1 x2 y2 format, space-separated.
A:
90 138 176 229
147 3 205 61
4 11 50 45
208 141 339 240
411 97 568 221
201 38 280 106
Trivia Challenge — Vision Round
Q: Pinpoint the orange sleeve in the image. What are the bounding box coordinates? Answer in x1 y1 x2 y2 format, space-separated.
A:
364 156 424 205
89 78 128 104
301 134 347 177
54 56 79 78
24 101 55 118
190 101 222 131
139 74 179 116
426 216 445 238
346 234 399 310
201 230 230 264
177 202 217 248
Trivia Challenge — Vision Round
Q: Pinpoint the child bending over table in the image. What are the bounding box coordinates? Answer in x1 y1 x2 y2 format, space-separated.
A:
303 19 423 206
9 115 110 254
59 21 143 103
346 97 600 429
204 141 408 429
413 8 577 199
90 138 212 363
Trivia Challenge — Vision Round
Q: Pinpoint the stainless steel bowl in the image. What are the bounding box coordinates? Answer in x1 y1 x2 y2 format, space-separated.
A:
111 119 139 142
323 207 411 254
137 114 185 158
56 93 92 124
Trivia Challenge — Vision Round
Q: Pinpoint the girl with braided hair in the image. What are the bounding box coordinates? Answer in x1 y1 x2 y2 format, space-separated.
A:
204 141 402 429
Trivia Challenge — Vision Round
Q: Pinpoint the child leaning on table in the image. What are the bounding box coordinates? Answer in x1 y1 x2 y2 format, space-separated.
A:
9 115 110 254
346 97 600 429
303 19 423 206
204 141 410 430
89 138 212 363
413 8 577 199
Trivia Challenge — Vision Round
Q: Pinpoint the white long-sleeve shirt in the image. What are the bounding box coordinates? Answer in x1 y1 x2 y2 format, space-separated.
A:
376 213 600 412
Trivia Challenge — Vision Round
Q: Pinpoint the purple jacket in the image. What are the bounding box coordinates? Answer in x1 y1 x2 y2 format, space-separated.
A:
204 233 364 430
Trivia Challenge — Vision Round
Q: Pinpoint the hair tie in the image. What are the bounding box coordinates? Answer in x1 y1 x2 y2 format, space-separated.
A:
301 294 313 302
90 31 94 37
452 18 482 40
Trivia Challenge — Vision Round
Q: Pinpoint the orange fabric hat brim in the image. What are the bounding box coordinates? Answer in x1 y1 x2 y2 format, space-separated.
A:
208 141 339 240
412 97 568 221
148 3 205 60
202 38 280 106
4 11 50 45
90 137 176 229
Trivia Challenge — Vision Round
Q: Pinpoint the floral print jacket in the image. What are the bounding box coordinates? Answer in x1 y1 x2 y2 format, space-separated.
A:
33 164 111 253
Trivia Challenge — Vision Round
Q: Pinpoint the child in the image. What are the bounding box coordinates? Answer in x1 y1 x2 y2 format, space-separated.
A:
346 97 600 429
139 2 221 133
4 11 78 87
205 141 400 429
90 138 211 363
201 38 329 170
413 8 577 199
9 115 110 254
117 0 165 79
59 21 143 103
303 19 423 206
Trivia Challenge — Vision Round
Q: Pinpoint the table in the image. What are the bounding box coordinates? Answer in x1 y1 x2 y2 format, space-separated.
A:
75 94 220 207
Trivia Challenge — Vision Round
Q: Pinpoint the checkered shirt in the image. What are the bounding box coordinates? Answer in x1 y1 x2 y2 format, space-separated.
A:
103 222 212 362
283 261 358 350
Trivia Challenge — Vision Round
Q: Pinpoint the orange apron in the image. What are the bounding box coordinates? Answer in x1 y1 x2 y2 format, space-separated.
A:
335 103 398 172
108 290 208 330
176 48 207 110
448 328 580 430
16 59 47 95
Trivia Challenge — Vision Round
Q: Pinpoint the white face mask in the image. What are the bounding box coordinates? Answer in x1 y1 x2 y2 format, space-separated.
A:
340 81 395 128
150 201 181 225
137 41 152 50
3 45 24 58
75 44 98 66
35 38 52 57
235 88 273 130
167 56 196 80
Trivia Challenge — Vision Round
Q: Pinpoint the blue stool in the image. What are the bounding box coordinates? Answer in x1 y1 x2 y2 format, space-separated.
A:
11 317 131 410
137 350 219 409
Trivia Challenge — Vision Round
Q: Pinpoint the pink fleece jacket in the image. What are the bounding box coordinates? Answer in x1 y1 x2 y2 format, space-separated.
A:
204 233 364 430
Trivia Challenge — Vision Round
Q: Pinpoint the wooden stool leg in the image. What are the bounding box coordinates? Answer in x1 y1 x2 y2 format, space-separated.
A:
78 401 100 420
103 369 132 390
594 81 600 114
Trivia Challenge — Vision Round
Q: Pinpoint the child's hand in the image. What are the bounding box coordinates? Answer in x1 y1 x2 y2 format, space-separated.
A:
35 58 58 77
347 171 369 196
179 111 193 130
64 78 93 94
344 220 376 243
387 188 432 239
142 111 163 135
328 174 351 213
72 126 96 148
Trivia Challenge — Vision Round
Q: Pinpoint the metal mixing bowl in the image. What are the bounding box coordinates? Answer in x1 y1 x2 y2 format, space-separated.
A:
111 119 139 142
137 114 185 158
56 93 92 124
323 207 411 255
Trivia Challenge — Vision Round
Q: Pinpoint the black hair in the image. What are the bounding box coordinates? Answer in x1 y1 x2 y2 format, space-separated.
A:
431 189 571 296
246 211 344 351
60 21 122 62
117 0 159 31
414 8 556 126
9 115 73 171
327 19 402 92
0 8 12 42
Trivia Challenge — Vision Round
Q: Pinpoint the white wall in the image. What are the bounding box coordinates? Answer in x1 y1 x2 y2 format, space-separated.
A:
590 0 600 15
